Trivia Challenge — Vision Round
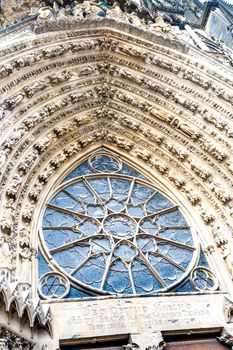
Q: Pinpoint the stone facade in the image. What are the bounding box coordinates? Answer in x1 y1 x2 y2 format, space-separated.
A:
1 3 233 349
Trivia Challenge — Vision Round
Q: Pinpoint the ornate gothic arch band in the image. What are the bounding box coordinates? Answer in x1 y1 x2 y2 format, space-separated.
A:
0 13 233 336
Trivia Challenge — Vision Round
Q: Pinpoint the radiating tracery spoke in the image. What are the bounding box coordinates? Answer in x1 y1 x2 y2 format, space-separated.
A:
41 154 198 296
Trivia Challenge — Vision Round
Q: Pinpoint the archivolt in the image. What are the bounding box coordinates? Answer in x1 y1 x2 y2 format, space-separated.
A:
0 19 233 285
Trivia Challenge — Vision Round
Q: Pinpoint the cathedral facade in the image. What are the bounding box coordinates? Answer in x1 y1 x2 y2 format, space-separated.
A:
0 1 233 349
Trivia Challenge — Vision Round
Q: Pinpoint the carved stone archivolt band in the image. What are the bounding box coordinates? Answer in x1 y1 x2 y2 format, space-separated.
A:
0 17 232 302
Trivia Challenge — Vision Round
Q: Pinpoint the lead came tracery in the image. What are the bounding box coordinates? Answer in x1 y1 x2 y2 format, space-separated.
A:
39 153 213 297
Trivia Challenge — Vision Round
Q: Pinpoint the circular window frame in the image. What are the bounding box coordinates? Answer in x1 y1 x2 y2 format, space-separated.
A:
39 158 200 296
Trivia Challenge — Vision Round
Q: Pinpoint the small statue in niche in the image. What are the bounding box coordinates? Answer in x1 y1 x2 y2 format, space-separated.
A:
0 198 15 233
18 246 36 284
37 1 53 20
0 235 11 269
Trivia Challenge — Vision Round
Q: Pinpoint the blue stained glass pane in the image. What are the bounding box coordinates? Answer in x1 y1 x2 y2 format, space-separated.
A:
148 254 183 285
90 155 120 173
198 247 209 267
157 243 193 268
194 271 215 290
140 218 160 234
130 184 154 205
114 243 137 261
145 192 173 214
175 279 194 292
158 228 193 247
38 250 52 277
52 245 90 273
104 215 136 239
155 209 188 227
63 161 92 182
90 237 112 254
86 204 105 217
105 199 125 212
65 181 96 204
50 191 84 213
78 218 100 236
136 236 157 252
87 178 110 200
110 178 131 200
74 256 106 289
43 229 80 250
132 259 162 293
127 205 144 217
121 164 148 181
43 208 77 227
104 259 133 294
42 277 64 296
66 286 93 299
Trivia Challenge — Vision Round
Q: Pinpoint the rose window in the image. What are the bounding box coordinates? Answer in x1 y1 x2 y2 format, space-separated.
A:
39 153 216 298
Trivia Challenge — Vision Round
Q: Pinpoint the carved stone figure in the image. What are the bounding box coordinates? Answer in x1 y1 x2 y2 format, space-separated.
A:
65 143 81 156
53 122 76 137
3 127 26 150
75 115 94 126
167 142 188 160
211 183 232 203
23 80 48 98
48 70 72 85
0 199 15 233
19 224 31 247
73 0 86 18
133 148 151 161
79 66 95 76
168 174 185 188
148 107 173 123
37 3 53 20
18 247 36 283
212 225 228 255
106 134 133 150
0 236 11 269
29 181 44 201
50 152 67 168
148 158 168 174
199 207 215 224
0 64 13 78
184 188 201 205
5 93 25 110
200 140 227 161
22 201 36 222
189 160 211 180
18 151 38 174
34 134 55 153
173 119 200 139
38 165 54 183
119 45 147 60
6 173 23 199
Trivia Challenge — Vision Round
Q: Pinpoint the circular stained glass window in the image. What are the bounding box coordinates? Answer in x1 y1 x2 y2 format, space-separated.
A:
41 153 198 295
